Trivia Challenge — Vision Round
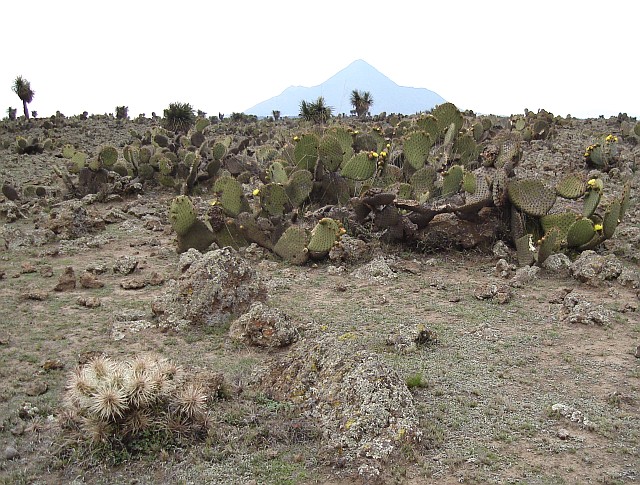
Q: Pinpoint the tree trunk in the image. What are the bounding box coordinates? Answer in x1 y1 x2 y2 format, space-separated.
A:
22 100 30 120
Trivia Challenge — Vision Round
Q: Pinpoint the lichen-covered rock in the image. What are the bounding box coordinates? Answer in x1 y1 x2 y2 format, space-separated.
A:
113 255 138 275
561 292 613 325
571 250 623 285
474 282 513 303
256 336 421 470
229 302 299 348
45 200 104 240
178 248 202 273
152 248 266 327
350 256 397 284
328 235 370 264
510 265 540 288
542 253 572 275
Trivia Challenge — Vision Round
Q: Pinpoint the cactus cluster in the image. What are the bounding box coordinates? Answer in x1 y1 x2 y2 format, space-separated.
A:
59 354 217 448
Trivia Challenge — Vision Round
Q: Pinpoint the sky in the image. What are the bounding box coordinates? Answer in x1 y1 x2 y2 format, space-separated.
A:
1 1 638 120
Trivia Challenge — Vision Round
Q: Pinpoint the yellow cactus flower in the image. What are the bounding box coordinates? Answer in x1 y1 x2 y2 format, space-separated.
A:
252 188 260 196
587 178 597 186
594 223 603 231
293 136 300 142
386 143 391 148
380 151 387 158
371 151 379 158
210 200 217 206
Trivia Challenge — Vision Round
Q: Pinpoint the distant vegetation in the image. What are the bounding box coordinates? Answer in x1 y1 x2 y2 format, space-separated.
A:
299 96 332 124
11 75 35 120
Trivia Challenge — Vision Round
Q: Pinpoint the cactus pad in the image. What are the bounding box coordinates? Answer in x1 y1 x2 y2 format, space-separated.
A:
403 132 433 170
582 187 602 218
169 196 198 236
515 234 535 266
98 146 119 169
566 217 596 248
318 135 344 172
274 226 309 265
555 173 587 199
341 152 376 181
507 179 556 217
442 165 464 197
410 166 437 196
432 102 463 137
537 227 560 264
268 161 288 185
307 218 342 259
259 183 289 216
540 212 578 243
602 199 621 239
286 169 314 207
462 171 476 194
213 175 248 217
294 134 319 171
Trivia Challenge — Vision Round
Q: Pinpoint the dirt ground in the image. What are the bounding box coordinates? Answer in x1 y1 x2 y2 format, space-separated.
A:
0 113 638 484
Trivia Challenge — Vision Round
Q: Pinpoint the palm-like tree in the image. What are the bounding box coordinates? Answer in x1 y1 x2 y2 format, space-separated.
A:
350 90 373 118
299 96 332 124
12 76 35 120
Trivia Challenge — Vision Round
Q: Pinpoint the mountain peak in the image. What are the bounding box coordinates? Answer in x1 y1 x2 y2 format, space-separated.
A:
246 60 445 116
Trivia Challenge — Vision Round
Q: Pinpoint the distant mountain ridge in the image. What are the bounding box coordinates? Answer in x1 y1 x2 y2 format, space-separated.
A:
245 59 446 117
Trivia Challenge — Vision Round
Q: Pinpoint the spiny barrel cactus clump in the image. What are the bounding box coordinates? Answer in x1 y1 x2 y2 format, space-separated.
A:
59 354 221 450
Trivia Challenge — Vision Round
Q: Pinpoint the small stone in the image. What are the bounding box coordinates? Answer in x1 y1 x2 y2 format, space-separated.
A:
39 265 54 278
557 428 570 440
54 267 76 292
147 272 165 286
120 277 147 290
79 271 104 289
76 296 101 308
113 255 138 275
10 422 25 436
25 381 48 397
20 262 36 274
86 262 108 275
42 359 65 371
5 446 19 461
635 345 640 359
25 290 49 301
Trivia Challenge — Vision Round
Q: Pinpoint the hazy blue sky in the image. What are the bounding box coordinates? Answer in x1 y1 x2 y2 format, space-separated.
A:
2 0 638 119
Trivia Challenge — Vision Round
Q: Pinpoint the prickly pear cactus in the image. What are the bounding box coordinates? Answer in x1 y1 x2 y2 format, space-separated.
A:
213 175 249 217
341 152 376 181
403 132 433 171
318 135 344 172
268 161 288 185
536 227 560 264
259 183 289 217
432 102 463 138
285 169 313 207
98 145 119 170
273 226 309 265
566 217 596 248
555 173 587 199
507 179 556 217
442 165 464 197
169 195 198 236
294 134 319 171
307 218 343 259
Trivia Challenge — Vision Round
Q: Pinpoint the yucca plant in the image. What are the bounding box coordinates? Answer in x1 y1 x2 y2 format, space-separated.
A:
350 89 373 118
115 106 129 120
6 107 17 121
163 102 196 132
299 96 332 124
12 76 35 120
